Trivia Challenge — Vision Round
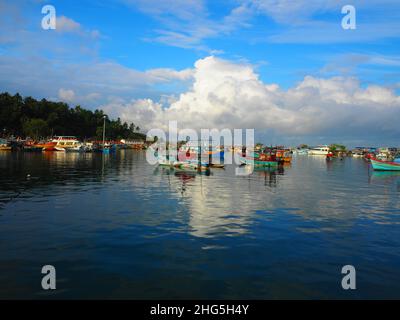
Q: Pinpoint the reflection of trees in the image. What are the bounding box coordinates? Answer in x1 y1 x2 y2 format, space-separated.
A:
0 151 117 208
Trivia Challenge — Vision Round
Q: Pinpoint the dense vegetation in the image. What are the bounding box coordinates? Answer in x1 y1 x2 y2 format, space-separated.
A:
0 92 146 140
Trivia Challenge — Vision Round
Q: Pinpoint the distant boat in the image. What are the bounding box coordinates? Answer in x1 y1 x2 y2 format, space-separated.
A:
308 145 330 156
371 158 400 171
0 145 12 151
295 149 308 155
0 139 12 151
101 144 116 154
65 144 85 152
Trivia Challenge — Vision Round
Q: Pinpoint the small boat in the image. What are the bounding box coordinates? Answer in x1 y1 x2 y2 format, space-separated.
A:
371 158 400 171
276 149 292 163
65 144 85 152
238 155 278 167
296 149 309 155
157 156 176 167
173 159 210 172
23 145 43 152
210 163 225 169
0 139 12 151
23 140 40 151
101 144 116 154
0 145 12 151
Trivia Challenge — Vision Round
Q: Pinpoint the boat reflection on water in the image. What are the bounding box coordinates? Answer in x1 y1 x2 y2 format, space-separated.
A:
369 171 400 190
251 165 285 188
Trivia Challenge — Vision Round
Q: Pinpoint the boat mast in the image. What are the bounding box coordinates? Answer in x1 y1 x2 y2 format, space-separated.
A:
102 115 106 147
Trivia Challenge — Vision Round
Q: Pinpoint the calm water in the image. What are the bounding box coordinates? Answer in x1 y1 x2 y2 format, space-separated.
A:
0 150 399 299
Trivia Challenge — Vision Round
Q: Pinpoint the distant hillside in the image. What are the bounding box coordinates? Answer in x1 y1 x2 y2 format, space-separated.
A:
0 92 146 140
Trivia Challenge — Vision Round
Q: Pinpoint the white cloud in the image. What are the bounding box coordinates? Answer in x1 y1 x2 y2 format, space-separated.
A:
100 56 400 143
58 88 75 102
56 16 101 39
56 16 81 33
125 0 253 51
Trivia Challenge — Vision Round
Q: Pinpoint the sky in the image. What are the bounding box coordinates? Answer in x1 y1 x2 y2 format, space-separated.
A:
0 0 400 146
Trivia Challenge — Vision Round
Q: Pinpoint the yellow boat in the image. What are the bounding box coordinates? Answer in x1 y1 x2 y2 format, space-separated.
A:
0 145 12 151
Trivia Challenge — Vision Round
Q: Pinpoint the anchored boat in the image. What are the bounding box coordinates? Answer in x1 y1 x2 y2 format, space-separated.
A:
238 154 278 167
371 158 400 171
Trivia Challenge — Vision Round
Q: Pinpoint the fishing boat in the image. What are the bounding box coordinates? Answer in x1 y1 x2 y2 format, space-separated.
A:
276 149 292 163
52 136 82 151
308 145 330 156
157 155 176 167
371 158 400 171
0 139 12 151
173 159 210 173
34 141 57 151
0 145 11 151
238 154 278 167
65 144 85 152
22 140 38 151
178 142 224 162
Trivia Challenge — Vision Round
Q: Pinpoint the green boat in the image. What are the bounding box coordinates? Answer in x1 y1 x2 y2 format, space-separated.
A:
371 158 400 171
239 155 278 167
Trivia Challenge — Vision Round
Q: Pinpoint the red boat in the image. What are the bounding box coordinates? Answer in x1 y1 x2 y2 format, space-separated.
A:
33 141 57 151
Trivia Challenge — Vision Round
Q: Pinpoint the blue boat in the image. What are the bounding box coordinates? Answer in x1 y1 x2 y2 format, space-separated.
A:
371 158 400 171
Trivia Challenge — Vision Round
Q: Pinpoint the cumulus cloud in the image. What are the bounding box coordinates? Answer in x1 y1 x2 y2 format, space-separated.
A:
100 56 400 144
58 88 75 102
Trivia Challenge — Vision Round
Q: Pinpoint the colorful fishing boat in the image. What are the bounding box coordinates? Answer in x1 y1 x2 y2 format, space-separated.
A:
371 158 400 171
157 155 176 167
276 149 292 163
238 155 278 167
34 141 57 151
52 136 82 151
0 145 12 151
173 159 210 172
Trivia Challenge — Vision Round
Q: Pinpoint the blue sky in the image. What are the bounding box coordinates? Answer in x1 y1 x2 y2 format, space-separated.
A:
1 0 400 145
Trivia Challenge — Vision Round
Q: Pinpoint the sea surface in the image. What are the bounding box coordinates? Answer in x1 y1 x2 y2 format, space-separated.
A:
0 150 399 299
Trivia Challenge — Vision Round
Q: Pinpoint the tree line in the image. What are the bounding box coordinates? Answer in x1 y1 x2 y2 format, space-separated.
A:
0 92 146 140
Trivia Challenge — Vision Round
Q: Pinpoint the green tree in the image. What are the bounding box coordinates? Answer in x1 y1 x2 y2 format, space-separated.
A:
22 118 49 139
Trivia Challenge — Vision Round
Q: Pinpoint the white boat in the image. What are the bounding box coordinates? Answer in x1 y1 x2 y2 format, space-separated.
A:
295 149 309 155
52 136 82 151
352 153 364 158
308 145 330 156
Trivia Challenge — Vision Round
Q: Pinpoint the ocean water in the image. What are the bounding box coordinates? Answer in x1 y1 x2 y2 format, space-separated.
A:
0 150 399 299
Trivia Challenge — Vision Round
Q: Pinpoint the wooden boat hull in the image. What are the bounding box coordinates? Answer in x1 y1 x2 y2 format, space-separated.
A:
371 159 400 171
